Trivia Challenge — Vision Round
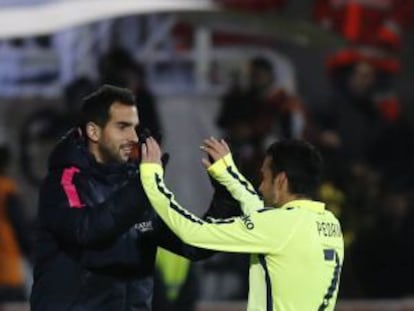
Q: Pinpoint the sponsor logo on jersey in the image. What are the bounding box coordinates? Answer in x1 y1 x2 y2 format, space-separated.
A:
241 215 254 230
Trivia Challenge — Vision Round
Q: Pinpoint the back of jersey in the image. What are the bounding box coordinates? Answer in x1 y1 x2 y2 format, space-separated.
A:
264 202 344 311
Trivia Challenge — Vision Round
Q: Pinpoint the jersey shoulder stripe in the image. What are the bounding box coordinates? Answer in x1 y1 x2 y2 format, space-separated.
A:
259 254 273 311
226 166 258 196
257 208 274 213
155 173 203 225
205 217 236 224
318 251 342 311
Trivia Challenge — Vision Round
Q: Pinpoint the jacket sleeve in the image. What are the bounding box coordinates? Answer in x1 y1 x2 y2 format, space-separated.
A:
38 169 149 248
141 163 289 254
207 154 264 214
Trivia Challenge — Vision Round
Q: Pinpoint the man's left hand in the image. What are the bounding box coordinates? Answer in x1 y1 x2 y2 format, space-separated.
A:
201 137 231 168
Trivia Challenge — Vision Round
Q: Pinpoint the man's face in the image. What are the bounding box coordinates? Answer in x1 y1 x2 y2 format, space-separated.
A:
348 62 376 97
258 156 279 206
250 67 273 91
96 102 139 164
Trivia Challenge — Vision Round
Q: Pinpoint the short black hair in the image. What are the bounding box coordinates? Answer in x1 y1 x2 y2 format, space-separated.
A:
99 48 145 87
0 145 10 173
80 84 136 134
266 140 323 197
250 56 273 74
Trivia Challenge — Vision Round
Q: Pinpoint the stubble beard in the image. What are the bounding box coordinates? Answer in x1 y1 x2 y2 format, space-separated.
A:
98 143 126 164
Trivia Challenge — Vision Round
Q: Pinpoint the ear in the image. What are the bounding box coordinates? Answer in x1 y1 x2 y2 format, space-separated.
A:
276 171 288 190
85 122 101 143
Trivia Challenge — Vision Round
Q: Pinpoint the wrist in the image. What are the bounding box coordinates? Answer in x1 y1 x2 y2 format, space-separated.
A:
208 154 233 176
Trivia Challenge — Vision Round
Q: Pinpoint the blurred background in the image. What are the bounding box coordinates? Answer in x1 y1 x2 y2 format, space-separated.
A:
0 0 414 310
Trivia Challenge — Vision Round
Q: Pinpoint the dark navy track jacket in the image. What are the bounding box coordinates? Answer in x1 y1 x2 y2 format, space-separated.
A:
30 129 217 311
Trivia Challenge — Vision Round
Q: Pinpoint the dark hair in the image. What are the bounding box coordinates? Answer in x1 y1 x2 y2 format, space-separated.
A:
80 84 136 134
250 56 273 74
64 77 96 109
266 140 323 197
99 48 145 87
0 145 10 173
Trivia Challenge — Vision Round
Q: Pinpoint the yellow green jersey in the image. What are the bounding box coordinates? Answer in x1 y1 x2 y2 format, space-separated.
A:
140 155 344 311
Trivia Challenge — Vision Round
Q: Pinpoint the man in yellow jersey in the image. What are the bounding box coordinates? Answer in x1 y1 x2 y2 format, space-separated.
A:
140 136 344 311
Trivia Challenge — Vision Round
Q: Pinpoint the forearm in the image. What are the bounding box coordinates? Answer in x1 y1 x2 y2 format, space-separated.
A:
208 154 264 214
157 221 214 261
140 163 273 254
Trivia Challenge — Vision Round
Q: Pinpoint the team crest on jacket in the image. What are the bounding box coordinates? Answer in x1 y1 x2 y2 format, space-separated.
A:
134 221 154 232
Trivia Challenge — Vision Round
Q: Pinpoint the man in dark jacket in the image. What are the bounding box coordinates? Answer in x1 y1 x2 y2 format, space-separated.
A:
30 85 235 311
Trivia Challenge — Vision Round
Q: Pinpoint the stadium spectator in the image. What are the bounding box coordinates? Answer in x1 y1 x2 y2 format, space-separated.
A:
350 186 414 298
153 248 199 311
19 77 95 186
217 56 306 186
0 145 31 303
99 48 162 142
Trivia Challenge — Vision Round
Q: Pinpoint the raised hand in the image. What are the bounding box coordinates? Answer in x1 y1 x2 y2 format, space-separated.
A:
201 137 231 168
141 137 162 165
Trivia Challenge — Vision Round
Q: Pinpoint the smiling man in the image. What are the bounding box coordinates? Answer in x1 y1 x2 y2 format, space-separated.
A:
30 85 222 311
140 137 344 311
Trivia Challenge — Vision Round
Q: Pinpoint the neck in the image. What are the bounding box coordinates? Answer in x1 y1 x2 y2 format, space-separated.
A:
88 143 105 164
276 193 310 208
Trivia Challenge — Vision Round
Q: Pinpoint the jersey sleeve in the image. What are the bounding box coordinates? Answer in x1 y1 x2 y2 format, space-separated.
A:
140 163 293 254
207 154 264 214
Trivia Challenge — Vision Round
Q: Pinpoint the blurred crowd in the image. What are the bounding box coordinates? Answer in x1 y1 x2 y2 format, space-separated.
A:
1 0 414 308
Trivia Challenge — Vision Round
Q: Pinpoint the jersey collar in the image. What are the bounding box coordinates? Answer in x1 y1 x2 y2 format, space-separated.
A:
281 199 325 213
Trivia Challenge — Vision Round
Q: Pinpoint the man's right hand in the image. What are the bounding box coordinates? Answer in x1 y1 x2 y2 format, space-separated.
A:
141 137 162 165
201 137 231 168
